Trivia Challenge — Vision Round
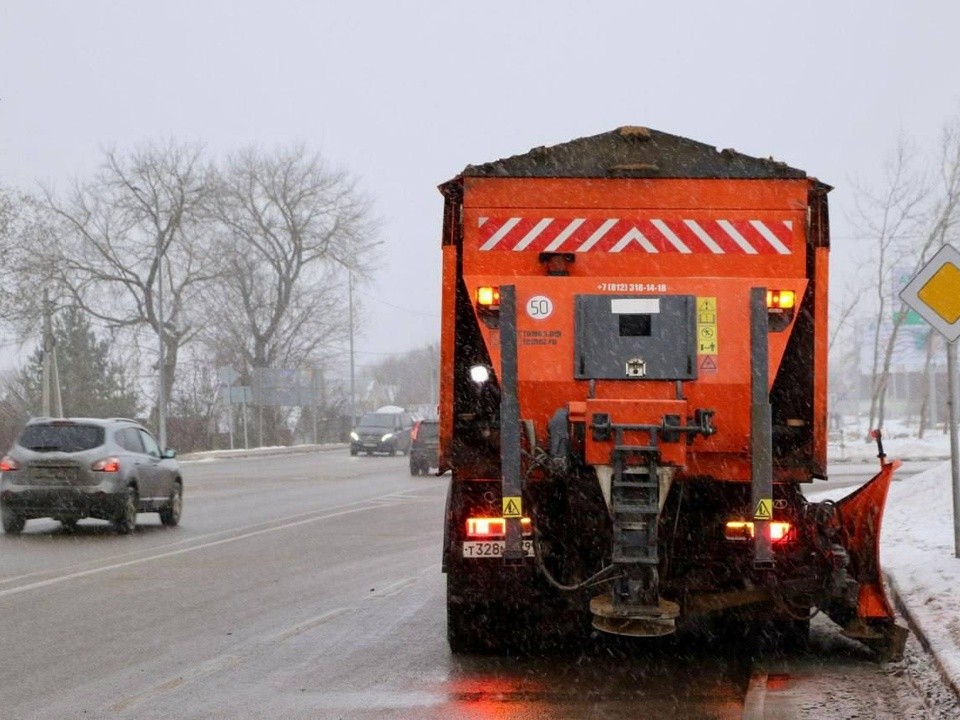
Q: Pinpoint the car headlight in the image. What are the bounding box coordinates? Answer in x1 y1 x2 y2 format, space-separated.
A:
349 431 359 441
381 433 394 442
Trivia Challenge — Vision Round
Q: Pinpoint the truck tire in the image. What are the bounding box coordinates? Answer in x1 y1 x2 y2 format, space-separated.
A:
446 572 500 653
447 599 489 654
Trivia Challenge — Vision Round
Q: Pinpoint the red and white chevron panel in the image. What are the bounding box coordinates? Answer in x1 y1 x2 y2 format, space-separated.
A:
476 217 794 254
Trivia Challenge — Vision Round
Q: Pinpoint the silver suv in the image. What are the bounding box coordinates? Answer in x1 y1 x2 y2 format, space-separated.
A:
0 417 184 535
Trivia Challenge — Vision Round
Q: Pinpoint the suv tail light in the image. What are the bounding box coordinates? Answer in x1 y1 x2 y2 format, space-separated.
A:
0 456 20 472
91 457 120 473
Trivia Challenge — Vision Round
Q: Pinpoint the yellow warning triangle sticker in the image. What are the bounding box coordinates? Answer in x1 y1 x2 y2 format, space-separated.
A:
502 497 522 517
754 498 773 520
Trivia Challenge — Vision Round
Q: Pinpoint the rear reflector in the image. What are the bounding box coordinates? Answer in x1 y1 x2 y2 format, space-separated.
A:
466 516 532 538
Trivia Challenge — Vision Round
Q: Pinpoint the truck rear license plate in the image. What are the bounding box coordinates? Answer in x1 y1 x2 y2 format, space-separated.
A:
462 540 534 558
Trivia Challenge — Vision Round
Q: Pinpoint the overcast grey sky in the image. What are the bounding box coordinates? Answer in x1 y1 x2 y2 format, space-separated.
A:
2 1 959 372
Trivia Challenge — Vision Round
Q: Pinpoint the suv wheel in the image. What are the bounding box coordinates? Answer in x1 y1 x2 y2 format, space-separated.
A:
1 505 25 535
114 486 138 535
159 483 182 527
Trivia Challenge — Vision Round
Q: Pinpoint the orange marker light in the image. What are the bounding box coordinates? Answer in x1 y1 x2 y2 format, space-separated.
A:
766 289 796 310
476 286 501 308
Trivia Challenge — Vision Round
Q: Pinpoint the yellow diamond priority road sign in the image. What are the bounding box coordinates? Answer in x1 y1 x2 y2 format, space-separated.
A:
900 245 960 342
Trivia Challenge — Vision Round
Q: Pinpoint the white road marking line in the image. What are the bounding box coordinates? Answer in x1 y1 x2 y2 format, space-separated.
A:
267 607 355 643
741 671 768 720
0 494 431 600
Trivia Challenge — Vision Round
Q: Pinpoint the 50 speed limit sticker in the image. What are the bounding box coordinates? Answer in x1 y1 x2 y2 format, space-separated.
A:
526 295 553 320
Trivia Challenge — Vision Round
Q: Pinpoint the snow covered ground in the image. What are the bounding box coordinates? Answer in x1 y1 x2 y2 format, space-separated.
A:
822 421 960 699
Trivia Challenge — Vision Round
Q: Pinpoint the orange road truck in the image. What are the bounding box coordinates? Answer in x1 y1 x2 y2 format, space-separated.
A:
437 127 907 659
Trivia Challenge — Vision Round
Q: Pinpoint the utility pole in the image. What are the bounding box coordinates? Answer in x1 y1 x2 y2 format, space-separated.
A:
42 290 53 416
349 270 356 426
131 184 167 449
41 291 64 418
156 229 167 450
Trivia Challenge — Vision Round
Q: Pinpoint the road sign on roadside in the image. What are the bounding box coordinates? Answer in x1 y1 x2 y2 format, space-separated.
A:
900 244 960 557
899 244 960 342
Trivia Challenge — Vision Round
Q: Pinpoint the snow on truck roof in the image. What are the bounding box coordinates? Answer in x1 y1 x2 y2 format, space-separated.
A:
444 126 827 187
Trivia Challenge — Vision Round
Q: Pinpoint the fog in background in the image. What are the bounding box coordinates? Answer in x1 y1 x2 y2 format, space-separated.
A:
2 1 958 373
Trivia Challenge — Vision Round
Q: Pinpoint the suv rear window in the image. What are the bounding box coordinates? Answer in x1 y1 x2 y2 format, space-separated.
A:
417 422 439 440
17 424 105 452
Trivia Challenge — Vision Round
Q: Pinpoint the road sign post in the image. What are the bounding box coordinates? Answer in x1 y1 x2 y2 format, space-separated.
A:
899 244 960 557
949 341 960 558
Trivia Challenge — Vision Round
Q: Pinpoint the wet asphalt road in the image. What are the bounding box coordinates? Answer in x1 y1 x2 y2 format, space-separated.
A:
0 452 949 719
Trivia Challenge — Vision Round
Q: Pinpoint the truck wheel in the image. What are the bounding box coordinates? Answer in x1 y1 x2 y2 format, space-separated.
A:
447 573 497 653
1 505 25 535
448 597 502 653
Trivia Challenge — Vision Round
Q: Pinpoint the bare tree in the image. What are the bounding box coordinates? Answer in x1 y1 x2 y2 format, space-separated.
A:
40 141 219 427
854 138 927 432
856 115 960 432
0 189 61 329
206 145 377 444
208 144 376 364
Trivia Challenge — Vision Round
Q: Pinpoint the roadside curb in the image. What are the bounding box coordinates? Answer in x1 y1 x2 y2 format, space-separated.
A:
885 572 960 703
179 443 348 463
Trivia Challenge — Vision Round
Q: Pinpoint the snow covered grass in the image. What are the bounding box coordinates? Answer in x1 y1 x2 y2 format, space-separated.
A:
822 418 960 697
829 417 953 463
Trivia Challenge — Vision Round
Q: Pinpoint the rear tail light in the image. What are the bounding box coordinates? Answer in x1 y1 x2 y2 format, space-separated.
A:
0 456 19 472
91 457 120 473
411 422 420 441
466 516 532 538
724 520 793 544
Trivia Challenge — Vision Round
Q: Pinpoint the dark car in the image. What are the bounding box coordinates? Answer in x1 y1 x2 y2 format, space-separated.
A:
409 419 439 475
349 410 414 456
0 417 184 534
